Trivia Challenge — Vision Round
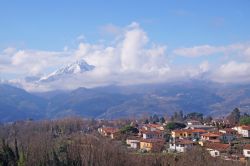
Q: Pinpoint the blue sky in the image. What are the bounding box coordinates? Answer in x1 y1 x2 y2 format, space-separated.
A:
1 0 250 91
1 0 250 50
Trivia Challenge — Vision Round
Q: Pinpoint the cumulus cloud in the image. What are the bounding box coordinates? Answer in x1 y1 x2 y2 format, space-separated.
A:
75 22 169 75
0 49 72 78
0 22 173 91
1 22 250 91
172 43 250 84
211 61 250 83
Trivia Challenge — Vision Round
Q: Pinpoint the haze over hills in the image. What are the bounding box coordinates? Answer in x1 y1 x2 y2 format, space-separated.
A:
0 80 250 122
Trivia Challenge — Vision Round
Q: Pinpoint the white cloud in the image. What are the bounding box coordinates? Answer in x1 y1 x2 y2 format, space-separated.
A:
75 22 169 75
211 61 250 83
76 35 86 41
173 43 250 58
0 22 173 91
3 47 16 54
120 24 148 70
1 49 72 77
2 22 250 91
173 45 224 57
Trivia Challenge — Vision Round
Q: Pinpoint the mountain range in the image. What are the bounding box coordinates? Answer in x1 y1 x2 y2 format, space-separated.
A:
39 59 95 83
1 80 250 122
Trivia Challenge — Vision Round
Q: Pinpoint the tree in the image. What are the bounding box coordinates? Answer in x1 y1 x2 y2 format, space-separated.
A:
144 119 149 124
227 108 241 125
159 117 165 124
239 117 250 125
170 111 184 122
186 112 203 121
1 139 17 166
152 114 159 123
120 125 139 134
204 116 213 123
165 122 186 131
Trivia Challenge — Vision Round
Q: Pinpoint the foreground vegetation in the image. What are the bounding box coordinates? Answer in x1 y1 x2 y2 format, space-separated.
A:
0 118 245 166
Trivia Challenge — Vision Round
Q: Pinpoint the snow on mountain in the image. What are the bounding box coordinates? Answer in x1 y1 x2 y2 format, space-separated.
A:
39 59 95 82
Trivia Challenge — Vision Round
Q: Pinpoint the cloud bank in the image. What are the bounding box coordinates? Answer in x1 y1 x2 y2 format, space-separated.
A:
1 22 250 91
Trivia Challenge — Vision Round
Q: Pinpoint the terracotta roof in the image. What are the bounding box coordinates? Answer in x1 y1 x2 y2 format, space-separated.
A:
219 128 236 133
140 138 165 143
205 143 230 151
241 125 250 130
143 124 163 129
142 130 163 134
221 128 235 132
173 129 206 134
206 139 221 143
244 144 250 150
102 127 119 134
126 136 141 140
201 132 221 137
175 139 194 145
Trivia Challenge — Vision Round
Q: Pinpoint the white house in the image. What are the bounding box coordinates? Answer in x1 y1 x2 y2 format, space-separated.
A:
142 124 164 131
126 137 140 149
142 130 164 139
185 124 216 130
187 120 202 125
204 143 230 157
169 139 194 153
232 125 250 137
243 144 250 158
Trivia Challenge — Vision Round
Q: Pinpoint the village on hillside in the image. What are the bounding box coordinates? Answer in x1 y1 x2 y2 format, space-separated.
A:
98 109 250 164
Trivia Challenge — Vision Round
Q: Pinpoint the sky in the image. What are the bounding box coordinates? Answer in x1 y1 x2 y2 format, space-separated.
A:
0 0 250 91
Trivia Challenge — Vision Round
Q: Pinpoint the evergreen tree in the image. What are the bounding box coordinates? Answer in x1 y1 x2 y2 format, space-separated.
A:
159 117 165 124
152 114 159 123
227 108 241 125
144 119 149 124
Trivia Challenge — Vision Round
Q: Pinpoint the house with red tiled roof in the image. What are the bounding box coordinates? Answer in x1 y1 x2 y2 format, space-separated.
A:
140 139 165 152
141 130 164 139
169 139 194 153
171 129 206 140
232 125 250 137
219 128 237 135
204 143 230 157
200 132 222 143
243 144 250 158
98 127 119 139
142 124 164 131
126 137 141 149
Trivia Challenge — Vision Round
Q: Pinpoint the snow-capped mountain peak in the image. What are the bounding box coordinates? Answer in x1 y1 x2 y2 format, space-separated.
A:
39 59 95 82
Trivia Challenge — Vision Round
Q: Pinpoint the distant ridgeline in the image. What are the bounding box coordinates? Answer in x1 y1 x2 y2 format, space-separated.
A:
0 80 250 122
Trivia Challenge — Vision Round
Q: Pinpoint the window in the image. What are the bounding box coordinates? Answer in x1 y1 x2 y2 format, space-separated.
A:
247 151 250 154
214 152 218 156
